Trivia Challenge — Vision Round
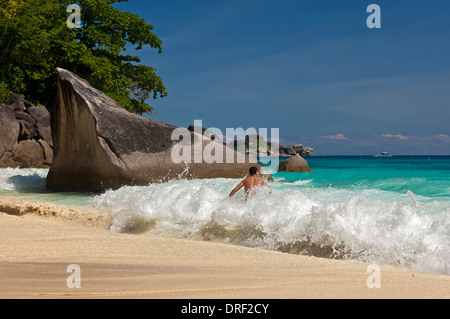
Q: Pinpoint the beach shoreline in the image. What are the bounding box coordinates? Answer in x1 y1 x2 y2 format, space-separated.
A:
0 198 448 299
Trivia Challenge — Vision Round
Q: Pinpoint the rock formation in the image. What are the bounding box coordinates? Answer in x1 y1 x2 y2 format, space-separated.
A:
227 138 314 157
279 144 314 157
277 154 313 173
47 68 260 192
0 93 53 168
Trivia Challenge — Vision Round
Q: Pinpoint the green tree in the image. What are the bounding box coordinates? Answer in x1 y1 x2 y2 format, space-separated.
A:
0 0 167 114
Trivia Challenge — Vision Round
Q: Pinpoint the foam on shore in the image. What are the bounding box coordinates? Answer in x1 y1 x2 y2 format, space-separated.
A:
0 198 113 230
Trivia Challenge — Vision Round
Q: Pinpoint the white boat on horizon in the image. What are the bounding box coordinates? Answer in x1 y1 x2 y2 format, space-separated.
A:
375 152 392 158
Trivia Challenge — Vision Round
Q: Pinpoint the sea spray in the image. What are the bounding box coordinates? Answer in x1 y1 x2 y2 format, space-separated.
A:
0 168 48 193
0 168 92 206
91 178 450 275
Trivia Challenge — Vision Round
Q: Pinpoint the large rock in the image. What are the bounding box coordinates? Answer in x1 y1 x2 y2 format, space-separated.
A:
279 143 314 157
8 93 30 112
29 106 53 146
11 140 46 168
28 105 50 121
37 139 53 165
277 154 313 173
0 106 20 155
302 146 314 157
36 114 52 146
0 151 16 167
284 145 297 155
293 144 304 153
0 94 53 168
16 112 37 140
47 68 260 192
0 102 14 113
188 125 222 143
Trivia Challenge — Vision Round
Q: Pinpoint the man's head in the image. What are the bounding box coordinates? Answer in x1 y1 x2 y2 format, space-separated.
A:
249 166 259 176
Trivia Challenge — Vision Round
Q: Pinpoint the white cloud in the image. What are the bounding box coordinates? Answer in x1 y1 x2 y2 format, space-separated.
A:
381 134 410 140
323 134 350 141
381 134 450 143
434 134 450 142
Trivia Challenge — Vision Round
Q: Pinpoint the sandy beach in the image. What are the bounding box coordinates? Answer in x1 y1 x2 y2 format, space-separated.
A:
2 0 450 305
0 199 448 299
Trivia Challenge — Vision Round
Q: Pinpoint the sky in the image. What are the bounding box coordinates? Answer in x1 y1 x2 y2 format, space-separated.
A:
114 0 450 155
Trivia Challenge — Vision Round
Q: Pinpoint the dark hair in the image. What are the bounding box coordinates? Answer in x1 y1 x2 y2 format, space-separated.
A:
249 166 259 176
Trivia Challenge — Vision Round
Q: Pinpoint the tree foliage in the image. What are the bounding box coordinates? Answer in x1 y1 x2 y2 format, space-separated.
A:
0 0 167 114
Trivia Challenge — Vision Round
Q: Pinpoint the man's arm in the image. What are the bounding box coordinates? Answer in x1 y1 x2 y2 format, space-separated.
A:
229 180 245 198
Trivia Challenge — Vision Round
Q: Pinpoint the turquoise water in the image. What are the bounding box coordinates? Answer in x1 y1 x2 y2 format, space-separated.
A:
0 167 92 207
273 156 450 198
1 156 449 275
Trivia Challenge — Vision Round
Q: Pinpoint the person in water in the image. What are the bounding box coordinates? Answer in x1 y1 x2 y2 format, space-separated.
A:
229 166 272 199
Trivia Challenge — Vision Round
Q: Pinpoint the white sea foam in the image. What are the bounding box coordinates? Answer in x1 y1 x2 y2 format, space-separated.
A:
91 178 450 275
0 168 48 192
1 167 448 275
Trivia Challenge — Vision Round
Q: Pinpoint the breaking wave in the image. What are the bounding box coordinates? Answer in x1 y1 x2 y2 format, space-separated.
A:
91 178 450 275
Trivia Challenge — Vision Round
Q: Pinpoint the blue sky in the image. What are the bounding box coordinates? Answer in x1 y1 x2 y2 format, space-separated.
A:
114 0 450 155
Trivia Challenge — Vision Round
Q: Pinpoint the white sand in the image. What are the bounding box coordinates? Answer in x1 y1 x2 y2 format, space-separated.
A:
0 199 449 299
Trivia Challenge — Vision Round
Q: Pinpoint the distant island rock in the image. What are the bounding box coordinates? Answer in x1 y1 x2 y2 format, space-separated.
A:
0 93 53 168
226 135 314 158
277 154 313 173
278 144 314 157
47 68 261 192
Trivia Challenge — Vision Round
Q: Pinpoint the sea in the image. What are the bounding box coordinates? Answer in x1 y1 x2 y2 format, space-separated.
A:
1 155 449 275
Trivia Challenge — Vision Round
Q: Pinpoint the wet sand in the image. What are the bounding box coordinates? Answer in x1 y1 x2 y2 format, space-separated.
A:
0 200 449 299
